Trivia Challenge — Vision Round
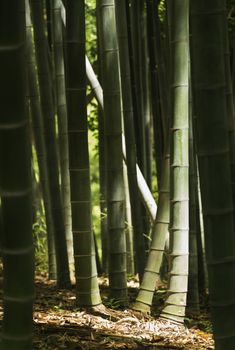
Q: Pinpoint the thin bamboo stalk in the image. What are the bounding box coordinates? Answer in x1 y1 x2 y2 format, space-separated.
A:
129 0 146 176
146 0 164 184
26 0 57 280
114 0 146 279
187 87 200 313
30 0 70 288
51 0 74 280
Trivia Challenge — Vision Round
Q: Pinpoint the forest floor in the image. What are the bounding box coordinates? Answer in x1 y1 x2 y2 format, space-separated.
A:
32 274 214 349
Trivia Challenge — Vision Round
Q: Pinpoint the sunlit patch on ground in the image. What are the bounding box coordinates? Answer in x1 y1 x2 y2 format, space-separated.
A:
32 275 214 349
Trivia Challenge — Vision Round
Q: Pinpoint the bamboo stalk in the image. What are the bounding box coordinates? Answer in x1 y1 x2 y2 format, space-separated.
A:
85 56 157 223
65 0 102 307
0 2 34 348
26 0 57 280
51 0 74 280
160 0 189 324
30 0 71 288
97 0 127 302
191 0 235 346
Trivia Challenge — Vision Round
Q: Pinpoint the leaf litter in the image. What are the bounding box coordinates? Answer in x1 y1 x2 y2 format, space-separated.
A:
33 275 214 349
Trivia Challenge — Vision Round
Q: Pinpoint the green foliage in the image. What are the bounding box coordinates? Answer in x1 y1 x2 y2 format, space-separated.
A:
86 0 99 142
89 130 102 256
185 316 213 333
53 305 65 312
86 0 97 64
33 211 48 273
158 0 166 22
87 98 99 142
104 297 125 309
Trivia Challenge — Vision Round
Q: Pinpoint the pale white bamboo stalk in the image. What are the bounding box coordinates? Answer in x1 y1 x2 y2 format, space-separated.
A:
86 56 157 223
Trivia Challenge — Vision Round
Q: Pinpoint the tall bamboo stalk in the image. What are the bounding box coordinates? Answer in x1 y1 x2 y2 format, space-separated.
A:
26 0 57 280
0 2 34 348
141 6 152 189
191 0 235 347
65 0 102 307
97 0 127 302
114 0 146 279
96 19 108 273
51 0 74 280
223 13 235 217
98 106 108 273
146 0 164 184
129 0 146 176
187 90 199 313
160 0 189 323
30 0 70 288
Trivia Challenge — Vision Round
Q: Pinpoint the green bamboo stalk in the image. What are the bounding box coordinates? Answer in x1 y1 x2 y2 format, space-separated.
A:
129 0 146 176
149 0 169 146
191 0 235 347
30 0 70 288
114 0 146 279
133 146 170 313
157 1 170 142
160 0 189 323
146 0 164 184
97 0 127 302
51 0 74 280
123 162 135 275
96 18 108 273
0 1 34 348
98 105 108 273
187 89 200 313
32 168 42 225
223 13 235 215
85 56 157 223
141 7 152 189
65 0 102 307
196 162 208 296
26 0 57 280
129 1 150 252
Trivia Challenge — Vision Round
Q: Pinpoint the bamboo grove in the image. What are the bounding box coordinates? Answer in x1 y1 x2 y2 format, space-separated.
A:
0 0 235 349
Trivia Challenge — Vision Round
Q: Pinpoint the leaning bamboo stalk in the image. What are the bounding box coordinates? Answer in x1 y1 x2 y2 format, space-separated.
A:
133 145 170 313
85 56 157 223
